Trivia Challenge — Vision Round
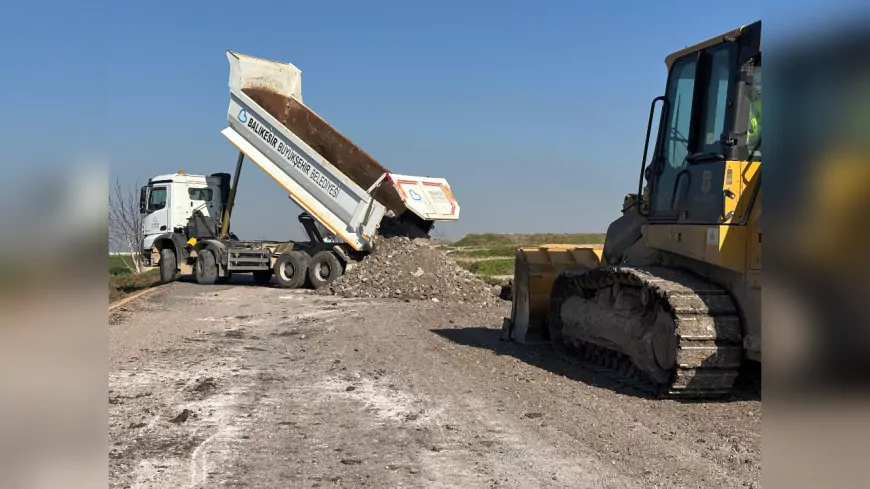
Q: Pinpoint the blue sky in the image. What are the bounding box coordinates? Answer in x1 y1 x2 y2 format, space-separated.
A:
4 0 866 241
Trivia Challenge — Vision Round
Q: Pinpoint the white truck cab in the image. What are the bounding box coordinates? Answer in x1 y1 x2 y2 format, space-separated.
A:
139 171 230 266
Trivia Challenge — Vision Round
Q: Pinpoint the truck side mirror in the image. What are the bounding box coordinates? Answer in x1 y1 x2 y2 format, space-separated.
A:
139 186 147 213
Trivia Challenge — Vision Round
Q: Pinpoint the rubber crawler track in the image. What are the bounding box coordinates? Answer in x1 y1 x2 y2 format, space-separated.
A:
548 266 743 398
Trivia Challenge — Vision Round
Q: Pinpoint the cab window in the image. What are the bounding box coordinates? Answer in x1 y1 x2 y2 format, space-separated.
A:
697 44 737 155
188 188 213 201
650 54 697 218
747 63 762 160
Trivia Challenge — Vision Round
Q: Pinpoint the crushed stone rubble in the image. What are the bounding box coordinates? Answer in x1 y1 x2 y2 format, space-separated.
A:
323 236 503 304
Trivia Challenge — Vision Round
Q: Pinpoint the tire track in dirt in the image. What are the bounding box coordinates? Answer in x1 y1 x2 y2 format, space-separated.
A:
109 282 760 488
110 285 366 488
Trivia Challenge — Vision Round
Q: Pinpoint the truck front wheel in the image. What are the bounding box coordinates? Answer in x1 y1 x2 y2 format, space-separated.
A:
158 248 177 284
273 251 309 289
308 251 342 289
195 249 218 285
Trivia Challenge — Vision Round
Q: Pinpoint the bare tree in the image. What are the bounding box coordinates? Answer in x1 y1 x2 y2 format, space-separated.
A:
109 177 144 274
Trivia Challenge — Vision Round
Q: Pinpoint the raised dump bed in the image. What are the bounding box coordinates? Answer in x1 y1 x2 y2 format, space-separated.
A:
241 86 407 217
222 50 458 252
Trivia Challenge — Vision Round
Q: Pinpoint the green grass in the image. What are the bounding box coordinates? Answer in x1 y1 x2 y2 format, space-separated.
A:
448 245 518 259
447 233 604 285
457 258 514 277
109 254 136 275
109 254 160 302
454 233 606 247
474 259 514 276
478 275 511 286
109 269 160 303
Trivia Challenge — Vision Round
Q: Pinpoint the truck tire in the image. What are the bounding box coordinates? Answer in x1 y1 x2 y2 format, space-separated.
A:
158 248 177 284
273 251 309 289
195 249 218 285
252 270 272 285
308 251 342 289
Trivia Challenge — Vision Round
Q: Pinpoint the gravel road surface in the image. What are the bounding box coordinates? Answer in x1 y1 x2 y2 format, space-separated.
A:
109 280 760 488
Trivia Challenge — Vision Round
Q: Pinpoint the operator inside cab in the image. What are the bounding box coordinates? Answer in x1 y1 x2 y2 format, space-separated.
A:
747 54 762 155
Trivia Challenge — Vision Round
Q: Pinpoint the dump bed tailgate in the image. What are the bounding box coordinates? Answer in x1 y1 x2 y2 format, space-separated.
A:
385 174 460 221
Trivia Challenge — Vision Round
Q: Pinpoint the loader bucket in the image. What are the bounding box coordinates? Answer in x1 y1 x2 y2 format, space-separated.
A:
507 244 603 344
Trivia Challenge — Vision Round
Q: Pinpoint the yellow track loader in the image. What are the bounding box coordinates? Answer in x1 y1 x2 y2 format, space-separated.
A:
503 21 762 398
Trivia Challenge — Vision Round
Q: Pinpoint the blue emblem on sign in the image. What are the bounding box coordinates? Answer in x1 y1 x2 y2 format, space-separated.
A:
237 108 248 123
409 189 422 201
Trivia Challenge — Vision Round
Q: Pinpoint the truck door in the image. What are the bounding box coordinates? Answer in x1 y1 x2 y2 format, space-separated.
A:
144 185 171 234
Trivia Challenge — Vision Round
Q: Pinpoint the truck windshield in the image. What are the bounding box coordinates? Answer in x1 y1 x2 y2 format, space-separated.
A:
139 186 147 213
148 187 167 211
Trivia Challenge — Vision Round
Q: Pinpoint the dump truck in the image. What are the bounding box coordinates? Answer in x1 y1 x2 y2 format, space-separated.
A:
141 50 460 288
503 21 762 398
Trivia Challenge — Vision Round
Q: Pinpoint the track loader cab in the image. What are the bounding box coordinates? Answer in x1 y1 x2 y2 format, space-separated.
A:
511 21 762 398
607 21 761 265
628 20 762 365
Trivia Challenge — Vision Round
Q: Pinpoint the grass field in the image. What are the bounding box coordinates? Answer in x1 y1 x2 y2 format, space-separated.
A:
452 233 606 248
444 233 606 286
446 245 519 259
457 258 514 276
109 254 160 303
109 254 135 275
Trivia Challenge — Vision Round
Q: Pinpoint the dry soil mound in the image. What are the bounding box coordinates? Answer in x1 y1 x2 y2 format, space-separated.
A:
325 236 500 304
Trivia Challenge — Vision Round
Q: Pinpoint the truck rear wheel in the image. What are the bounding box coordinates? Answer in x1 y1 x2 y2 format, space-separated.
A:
308 251 342 289
158 248 177 284
273 251 309 289
195 249 218 285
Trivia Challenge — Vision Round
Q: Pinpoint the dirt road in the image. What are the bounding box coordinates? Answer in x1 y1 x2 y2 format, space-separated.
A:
109 280 760 488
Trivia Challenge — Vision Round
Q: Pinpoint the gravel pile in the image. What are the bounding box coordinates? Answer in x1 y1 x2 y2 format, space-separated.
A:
324 236 501 304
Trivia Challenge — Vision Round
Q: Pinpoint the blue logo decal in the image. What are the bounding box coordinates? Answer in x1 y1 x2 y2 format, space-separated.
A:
409 189 422 201
237 108 248 123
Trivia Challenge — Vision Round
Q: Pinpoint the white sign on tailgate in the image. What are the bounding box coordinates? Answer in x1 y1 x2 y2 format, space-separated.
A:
386 173 460 221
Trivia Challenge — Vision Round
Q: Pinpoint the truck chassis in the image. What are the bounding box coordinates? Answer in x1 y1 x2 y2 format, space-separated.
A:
150 211 367 289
